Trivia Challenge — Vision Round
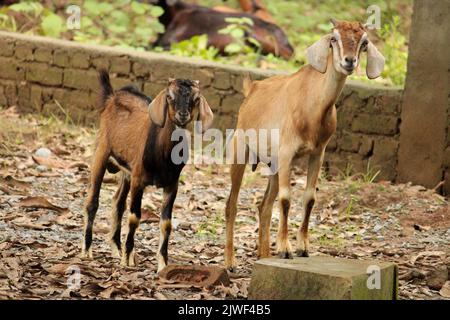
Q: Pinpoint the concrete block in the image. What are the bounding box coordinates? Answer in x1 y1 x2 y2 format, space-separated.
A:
249 256 398 300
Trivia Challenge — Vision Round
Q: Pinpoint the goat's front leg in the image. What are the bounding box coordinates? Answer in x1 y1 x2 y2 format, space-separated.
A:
297 150 324 257
276 158 293 259
121 180 143 267
157 183 178 273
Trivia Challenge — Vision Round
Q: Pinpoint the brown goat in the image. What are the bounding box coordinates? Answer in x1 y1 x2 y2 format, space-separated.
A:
81 71 213 272
153 0 294 59
224 20 385 270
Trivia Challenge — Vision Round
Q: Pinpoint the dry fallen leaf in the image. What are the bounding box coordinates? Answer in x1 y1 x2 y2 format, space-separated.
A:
17 196 69 214
32 155 68 169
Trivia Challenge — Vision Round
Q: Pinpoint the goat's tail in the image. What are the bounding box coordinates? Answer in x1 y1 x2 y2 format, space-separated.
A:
98 69 114 110
242 74 253 97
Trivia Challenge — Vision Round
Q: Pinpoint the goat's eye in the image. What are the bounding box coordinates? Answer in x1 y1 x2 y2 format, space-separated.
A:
330 36 337 43
361 40 368 48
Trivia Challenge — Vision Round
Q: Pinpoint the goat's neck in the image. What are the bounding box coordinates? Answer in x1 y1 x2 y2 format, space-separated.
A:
319 54 347 111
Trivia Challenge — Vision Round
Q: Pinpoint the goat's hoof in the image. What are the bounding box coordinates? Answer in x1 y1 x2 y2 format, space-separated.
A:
110 243 122 259
226 266 237 273
296 249 309 257
277 251 293 259
157 264 167 274
121 251 136 267
80 248 93 260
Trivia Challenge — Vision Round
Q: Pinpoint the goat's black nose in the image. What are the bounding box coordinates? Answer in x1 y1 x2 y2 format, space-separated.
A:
345 56 356 65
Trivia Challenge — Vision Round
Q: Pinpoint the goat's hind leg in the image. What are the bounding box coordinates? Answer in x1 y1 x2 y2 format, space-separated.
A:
109 172 130 258
225 163 245 271
257 173 278 258
157 183 178 273
296 150 324 257
122 180 143 267
82 143 110 259
276 158 294 259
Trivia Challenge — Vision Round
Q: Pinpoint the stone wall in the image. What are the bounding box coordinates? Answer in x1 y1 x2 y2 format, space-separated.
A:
0 31 403 181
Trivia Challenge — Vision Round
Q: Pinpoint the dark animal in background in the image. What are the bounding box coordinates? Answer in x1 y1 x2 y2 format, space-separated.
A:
152 0 294 59
81 70 213 272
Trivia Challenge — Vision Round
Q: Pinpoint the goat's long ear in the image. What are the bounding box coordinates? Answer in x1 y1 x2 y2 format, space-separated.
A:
306 34 331 73
149 90 167 127
366 41 385 79
197 95 214 133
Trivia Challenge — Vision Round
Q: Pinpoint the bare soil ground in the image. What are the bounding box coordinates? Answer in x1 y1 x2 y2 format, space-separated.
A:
0 106 449 300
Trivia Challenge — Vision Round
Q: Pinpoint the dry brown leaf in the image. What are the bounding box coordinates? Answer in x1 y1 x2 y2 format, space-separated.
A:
410 251 446 264
141 208 159 223
32 155 68 169
17 196 69 214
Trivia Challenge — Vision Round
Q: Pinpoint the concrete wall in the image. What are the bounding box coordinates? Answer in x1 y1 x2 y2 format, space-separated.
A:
397 0 450 194
0 31 403 181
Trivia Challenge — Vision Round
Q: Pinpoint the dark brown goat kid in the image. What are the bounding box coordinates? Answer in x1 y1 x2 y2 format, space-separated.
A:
81 71 213 272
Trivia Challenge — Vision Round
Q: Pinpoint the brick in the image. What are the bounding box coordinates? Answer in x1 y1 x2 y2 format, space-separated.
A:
2 81 17 105
0 37 14 56
371 137 399 180
339 92 363 112
53 88 90 110
359 135 374 156
30 85 43 111
110 77 132 90
143 82 166 98
213 71 232 90
339 133 360 152
0 86 7 106
110 56 130 75
201 89 222 112
193 68 214 88
0 57 24 80
53 49 70 67
336 109 355 130
91 56 110 71
14 42 34 61
132 61 152 77
352 114 398 135
34 47 53 63
63 69 98 90
26 62 63 86
70 51 90 69
17 82 31 112
221 93 244 114
373 93 402 115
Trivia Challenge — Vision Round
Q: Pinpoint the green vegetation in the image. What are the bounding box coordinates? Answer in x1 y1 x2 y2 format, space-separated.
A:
0 0 411 85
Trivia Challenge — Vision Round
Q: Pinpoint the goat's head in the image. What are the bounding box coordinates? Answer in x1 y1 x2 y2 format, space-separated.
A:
149 79 214 132
307 19 385 79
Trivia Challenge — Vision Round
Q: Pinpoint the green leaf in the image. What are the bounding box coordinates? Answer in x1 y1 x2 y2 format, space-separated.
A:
150 6 164 18
41 13 63 38
230 28 244 39
224 43 241 54
131 1 146 15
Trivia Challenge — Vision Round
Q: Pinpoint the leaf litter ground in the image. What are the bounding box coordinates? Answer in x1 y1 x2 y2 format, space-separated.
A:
0 107 449 300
